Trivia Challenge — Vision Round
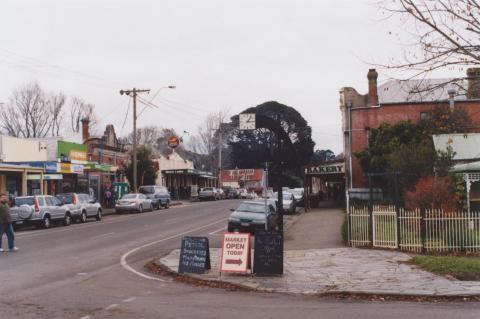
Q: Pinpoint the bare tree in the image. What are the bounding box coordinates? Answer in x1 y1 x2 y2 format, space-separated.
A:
380 0 480 82
46 92 66 136
189 110 230 155
69 96 97 133
0 82 53 138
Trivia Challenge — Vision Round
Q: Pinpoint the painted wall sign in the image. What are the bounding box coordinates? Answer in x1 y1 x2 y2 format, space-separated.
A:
178 236 211 274
304 163 344 175
220 233 250 273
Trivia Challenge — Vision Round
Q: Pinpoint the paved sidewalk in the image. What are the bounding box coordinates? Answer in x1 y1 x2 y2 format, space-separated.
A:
158 247 480 296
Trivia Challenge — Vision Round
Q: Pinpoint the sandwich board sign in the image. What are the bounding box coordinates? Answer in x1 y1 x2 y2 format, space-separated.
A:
220 233 250 273
178 236 211 274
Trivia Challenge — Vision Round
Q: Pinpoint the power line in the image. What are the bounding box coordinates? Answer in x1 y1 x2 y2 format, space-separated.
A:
120 96 132 136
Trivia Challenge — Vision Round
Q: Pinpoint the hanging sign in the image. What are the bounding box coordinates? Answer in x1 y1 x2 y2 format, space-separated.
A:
168 136 180 149
220 233 250 273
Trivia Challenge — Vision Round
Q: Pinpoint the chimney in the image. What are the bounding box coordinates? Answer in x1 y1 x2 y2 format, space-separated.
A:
367 68 379 106
81 118 90 142
467 68 480 99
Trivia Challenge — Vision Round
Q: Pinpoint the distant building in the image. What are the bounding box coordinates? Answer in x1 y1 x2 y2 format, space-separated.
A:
82 119 129 201
220 169 265 191
340 68 480 192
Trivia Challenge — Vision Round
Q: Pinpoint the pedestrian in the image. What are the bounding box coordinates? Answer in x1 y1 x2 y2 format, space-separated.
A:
0 193 18 253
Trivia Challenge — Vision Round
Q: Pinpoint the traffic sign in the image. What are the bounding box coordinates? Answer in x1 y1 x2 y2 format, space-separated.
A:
220 233 250 273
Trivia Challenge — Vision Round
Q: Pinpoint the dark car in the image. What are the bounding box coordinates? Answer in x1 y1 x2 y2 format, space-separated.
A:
227 201 278 234
138 185 171 209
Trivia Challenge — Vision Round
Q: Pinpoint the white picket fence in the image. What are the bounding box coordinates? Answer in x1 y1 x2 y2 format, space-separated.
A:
348 206 480 253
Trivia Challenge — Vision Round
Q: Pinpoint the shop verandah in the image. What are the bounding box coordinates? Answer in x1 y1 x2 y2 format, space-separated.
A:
162 169 217 200
303 162 345 210
0 163 45 196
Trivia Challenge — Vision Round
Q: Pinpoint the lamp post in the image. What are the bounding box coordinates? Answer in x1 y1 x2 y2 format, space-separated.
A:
345 100 353 246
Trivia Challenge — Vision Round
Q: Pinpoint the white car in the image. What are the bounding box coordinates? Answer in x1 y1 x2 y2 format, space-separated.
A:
115 193 154 213
273 191 296 214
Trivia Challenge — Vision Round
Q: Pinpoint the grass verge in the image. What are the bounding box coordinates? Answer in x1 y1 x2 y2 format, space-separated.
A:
408 256 480 281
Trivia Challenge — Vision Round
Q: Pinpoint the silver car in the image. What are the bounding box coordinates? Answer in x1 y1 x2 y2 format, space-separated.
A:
115 193 154 213
199 187 219 201
56 193 103 223
11 195 73 228
272 191 297 214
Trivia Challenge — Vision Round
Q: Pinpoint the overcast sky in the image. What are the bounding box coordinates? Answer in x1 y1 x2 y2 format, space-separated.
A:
0 0 438 154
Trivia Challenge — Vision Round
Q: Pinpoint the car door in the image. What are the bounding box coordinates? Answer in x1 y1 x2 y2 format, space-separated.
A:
139 194 149 206
86 195 96 216
45 196 60 220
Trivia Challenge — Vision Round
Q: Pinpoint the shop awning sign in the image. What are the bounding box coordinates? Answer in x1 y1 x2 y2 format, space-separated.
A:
220 233 250 273
304 163 344 175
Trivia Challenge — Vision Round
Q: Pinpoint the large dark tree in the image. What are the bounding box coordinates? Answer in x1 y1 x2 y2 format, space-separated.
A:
126 147 158 187
228 101 315 188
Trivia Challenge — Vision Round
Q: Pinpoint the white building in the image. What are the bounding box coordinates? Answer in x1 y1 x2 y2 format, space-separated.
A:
153 151 194 186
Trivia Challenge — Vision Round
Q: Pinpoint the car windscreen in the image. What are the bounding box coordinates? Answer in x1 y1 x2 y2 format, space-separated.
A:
56 194 73 204
15 197 34 206
236 203 267 213
202 188 213 191
122 194 137 199
139 186 155 194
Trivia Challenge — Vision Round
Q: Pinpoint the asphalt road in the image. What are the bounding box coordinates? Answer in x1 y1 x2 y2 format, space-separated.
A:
1 200 479 319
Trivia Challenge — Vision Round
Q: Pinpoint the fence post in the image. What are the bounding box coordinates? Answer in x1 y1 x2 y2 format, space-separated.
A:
368 175 374 246
420 209 426 253
393 172 401 249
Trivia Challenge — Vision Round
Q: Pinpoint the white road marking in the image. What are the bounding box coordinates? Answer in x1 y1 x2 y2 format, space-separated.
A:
105 303 119 310
123 296 137 303
120 218 227 281
208 226 226 235
91 232 115 240
80 316 91 319
77 272 88 276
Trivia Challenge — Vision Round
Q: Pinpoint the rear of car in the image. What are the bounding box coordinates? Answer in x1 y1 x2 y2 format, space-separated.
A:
12 195 72 228
199 187 217 201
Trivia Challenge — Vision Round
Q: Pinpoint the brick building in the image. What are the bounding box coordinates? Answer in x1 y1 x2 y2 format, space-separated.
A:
340 68 480 192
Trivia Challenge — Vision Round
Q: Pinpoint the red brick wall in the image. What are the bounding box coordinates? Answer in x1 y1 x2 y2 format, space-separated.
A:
349 101 480 188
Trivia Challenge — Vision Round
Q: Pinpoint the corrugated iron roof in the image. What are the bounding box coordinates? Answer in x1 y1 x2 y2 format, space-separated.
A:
432 133 480 161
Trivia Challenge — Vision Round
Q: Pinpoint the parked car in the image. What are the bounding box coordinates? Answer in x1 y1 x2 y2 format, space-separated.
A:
290 188 305 206
239 189 248 199
139 185 171 209
245 191 257 199
228 188 240 199
199 187 219 201
115 193 154 213
56 193 102 223
228 201 278 234
273 191 297 214
11 195 73 228
254 198 278 212
216 188 226 200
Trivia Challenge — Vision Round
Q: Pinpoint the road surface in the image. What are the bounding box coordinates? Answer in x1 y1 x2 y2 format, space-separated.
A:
1 200 479 319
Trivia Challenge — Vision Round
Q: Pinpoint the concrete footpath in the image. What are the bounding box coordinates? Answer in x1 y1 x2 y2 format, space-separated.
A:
154 205 480 297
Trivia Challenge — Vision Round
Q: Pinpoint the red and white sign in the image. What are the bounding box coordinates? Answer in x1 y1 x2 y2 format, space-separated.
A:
220 233 250 273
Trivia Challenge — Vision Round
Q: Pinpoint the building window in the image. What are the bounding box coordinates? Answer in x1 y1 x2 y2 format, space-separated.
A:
420 112 428 120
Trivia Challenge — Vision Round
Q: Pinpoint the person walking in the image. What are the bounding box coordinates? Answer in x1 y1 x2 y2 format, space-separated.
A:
0 193 18 252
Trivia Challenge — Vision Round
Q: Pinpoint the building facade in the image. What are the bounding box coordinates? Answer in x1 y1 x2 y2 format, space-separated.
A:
340 68 480 192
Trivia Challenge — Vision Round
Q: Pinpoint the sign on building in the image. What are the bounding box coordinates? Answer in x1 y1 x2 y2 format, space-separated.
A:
304 163 344 175
220 233 250 273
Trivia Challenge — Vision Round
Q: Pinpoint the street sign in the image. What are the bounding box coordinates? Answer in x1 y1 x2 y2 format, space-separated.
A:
220 233 250 273
178 236 211 274
253 230 283 275
167 136 180 149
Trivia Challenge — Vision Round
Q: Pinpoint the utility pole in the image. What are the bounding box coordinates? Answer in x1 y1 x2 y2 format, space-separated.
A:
119 88 150 193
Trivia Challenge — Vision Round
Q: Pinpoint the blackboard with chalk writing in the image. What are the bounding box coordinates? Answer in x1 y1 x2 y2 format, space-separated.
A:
253 230 283 275
178 236 211 274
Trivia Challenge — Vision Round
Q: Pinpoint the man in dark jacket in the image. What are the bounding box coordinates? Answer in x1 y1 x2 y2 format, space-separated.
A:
0 193 18 252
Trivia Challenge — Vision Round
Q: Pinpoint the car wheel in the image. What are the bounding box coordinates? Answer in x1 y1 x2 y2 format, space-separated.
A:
80 211 87 223
138 205 143 213
164 201 170 209
96 209 102 221
43 216 51 229
63 213 72 226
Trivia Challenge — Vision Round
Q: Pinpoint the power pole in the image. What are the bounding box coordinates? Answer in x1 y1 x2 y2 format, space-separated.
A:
119 88 150 193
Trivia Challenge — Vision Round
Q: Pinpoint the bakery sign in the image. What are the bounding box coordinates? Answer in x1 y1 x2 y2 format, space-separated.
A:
304 163 344 175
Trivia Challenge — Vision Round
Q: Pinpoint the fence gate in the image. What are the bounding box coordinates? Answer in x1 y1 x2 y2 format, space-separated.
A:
372 206 398 249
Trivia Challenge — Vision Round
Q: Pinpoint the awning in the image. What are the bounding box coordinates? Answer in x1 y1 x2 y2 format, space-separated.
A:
450 161 480 173
27 174 63 181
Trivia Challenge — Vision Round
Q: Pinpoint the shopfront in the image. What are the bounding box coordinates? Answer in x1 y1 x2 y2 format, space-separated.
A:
303 161 346 210
84 163 114 203
0 163 45 196
163 169 217 199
